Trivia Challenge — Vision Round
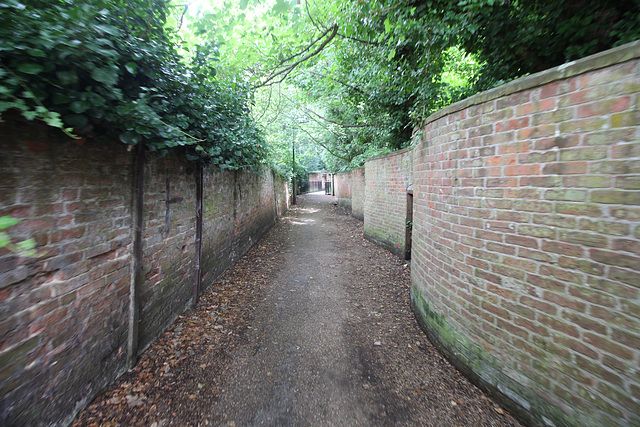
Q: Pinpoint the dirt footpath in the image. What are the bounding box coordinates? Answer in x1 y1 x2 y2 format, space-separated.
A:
74 193 522 426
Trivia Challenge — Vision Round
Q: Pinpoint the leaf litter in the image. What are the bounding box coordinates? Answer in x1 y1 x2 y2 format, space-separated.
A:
73 196 522 426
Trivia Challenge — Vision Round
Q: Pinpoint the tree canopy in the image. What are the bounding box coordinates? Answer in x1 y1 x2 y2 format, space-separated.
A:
248 0 639 171
2 0 638 173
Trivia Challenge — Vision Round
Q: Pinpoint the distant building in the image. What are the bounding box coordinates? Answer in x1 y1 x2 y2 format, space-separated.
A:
308 171 332 193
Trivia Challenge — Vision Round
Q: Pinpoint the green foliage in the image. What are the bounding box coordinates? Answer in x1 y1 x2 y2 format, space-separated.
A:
0 216 40 258
0 0 266 168
12 0 630 172
230 0 639 171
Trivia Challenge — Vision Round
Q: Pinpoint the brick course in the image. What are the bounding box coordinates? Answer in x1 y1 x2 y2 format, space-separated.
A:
0 123 132 426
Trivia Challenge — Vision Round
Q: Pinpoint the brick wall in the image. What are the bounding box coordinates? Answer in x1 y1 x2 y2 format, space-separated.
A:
308 171 329 193
334 172 352 210
0 122 132 426
411 41 640 426
350 168 365 220
138 155 198 351
201 168 282 287
364 148 413 259
333 169 365 220
274 172 290 218
0 120 288 426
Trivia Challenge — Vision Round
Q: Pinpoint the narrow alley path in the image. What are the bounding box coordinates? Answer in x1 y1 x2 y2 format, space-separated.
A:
74 193 522 426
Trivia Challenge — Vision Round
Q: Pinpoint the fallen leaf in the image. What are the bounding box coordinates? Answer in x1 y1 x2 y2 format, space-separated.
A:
126 394 145 407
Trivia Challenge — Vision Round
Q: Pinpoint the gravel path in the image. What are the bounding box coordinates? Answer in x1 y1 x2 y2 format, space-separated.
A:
74 192 523 426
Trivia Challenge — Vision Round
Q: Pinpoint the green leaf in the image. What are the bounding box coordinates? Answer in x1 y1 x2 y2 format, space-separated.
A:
86 92 106 107
95 24 120 37
44 114 64 129
17 63 44 75
27 48 46 58
384 17 392 33
273 0 289 14
0 232 9 248
388 48 396 61
69 101 90 113
0 216 20 230
119 131 142 145
16 238 36 251
56 70 78 86
91 67 119 86
52 93 71 104
64 114 88 128
23 110 37 120
125 62 138 75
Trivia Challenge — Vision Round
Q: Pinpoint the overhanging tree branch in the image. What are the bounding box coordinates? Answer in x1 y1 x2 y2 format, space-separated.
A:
298 124 352 161
282 94 389 128
304 70 368 96
304 0 380 46
254 25 338 89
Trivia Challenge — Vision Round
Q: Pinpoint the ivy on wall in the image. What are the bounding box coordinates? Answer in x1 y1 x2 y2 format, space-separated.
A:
0 0 266 169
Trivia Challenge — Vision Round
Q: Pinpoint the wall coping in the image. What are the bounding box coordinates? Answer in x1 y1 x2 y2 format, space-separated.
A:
421 40 640 127
365 146 413 163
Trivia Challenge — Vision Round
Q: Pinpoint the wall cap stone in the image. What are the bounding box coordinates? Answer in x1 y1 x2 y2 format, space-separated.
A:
421 40 640 127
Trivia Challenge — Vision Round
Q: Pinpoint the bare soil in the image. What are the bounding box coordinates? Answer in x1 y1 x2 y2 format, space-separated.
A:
73 192 523 426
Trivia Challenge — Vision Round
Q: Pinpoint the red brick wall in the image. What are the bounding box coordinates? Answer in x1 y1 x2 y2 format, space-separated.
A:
308 171 329 193
275 172 290 218
0 122 132 426
333 169 365 220
335 172 352 210
351 168 365 220
364 148 413 258
411 42 640 426
201 168 283 287
0 121 288 425
138 155 198 350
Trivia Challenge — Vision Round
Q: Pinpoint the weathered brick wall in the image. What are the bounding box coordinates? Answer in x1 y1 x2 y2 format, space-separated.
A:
274 172 290 218
0 121 288 426
364 148 413 259
350 168 365 220
201 168 281 288
232 169 279 261
411 41 640 426
308 171 329 193
333 169 365 220
0 121 132 426
334 172 352 210
138 155 197 351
